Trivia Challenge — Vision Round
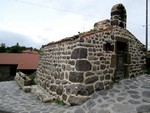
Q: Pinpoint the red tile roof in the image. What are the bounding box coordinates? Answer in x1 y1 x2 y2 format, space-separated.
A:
22 50 38 54
42 26 116 48
0 53 39 70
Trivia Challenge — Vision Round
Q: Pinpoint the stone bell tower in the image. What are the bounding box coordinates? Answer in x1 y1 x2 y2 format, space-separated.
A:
111 4 127 28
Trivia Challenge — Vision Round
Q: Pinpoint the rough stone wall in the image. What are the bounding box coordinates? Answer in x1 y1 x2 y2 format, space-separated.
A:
127 32 146 77
36 3 145 105
36 26 145 105
36 39 86 105
94 19 111 30
0 66 11 81
112 27 145 78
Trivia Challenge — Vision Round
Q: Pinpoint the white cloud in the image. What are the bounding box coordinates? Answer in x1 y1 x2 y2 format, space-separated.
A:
0 0 149 49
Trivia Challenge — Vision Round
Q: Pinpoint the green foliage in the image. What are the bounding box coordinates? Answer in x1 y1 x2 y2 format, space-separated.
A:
78 29 97 35
28 72 36 85
0 43 40 53
56 99 66 106
0 43 6 53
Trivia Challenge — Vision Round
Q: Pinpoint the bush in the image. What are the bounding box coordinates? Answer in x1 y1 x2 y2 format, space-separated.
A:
55 99 66 106
28 72 36 85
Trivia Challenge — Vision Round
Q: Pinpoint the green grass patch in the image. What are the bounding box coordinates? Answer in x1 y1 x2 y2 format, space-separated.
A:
55 99 66 106
28 72 37 85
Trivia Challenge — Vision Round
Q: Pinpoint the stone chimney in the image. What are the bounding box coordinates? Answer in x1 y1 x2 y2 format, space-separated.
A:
111 4 127 28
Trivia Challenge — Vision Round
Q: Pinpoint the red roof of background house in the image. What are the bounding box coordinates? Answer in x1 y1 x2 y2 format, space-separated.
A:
0 53 39 70
22 50 38 54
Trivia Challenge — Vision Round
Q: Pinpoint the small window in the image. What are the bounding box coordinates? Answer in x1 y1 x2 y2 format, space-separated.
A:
103 43 114 51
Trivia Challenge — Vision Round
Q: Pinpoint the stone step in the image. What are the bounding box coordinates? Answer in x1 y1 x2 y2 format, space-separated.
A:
31 85 56 103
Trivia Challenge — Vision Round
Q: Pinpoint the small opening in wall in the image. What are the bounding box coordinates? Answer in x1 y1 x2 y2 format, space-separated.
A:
106 43 111 51
104 43 114 51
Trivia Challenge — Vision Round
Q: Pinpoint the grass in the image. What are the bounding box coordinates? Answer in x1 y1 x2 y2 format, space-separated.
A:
28 72 37 85
55 99 66 106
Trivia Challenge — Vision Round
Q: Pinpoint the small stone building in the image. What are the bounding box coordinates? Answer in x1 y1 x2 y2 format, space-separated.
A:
36 4 145 105
0 53 39 81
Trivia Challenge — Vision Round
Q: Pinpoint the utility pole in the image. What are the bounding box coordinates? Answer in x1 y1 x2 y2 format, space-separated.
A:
146 0 148 51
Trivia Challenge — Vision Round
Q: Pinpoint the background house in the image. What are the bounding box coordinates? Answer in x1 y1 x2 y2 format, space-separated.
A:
0 53 39 81
22 50 38 54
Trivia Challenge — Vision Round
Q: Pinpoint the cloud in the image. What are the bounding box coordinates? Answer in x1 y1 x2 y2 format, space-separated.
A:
0 30 41 48
0 0 149 49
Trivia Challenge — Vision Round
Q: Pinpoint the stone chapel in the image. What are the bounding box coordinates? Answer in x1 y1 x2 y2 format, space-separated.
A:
36 4 146 105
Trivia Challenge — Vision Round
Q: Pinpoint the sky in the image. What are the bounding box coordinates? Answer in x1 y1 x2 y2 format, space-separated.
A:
0 0 149 49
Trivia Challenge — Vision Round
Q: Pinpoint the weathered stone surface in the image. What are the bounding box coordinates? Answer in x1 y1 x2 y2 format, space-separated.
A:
88 108 97 113
86 99 96 110
68 95 89 105
100 56 106 60
118 92 127 96
129 85 138 89
62 80 68 84
62 94 67 101
110 89 120 93
100 104 109 108
112 104 135 113
141 85 150 89
71 48 87 59
85 85 94 95
142 91 150 98
102 96 110 100
66 84 79 95
95 82 104 91
97 98 102 103
97 110 110 113
88 56 98 60
78 43 94 47
55 80 61 84
85 72 95 77
110 55 116 68
109 92 115 97
31 85 55 103
68 60 75 65
22 86 31 93
0 66 14 81
105 75 110 80
109 69 113 73
69 72 84 83
98 90 108 96
91 93 99 99
78 85 94 96
85 76 98 84
65 65 72 71
74 108 85 113
117 97 125 102
108 99 115 103
136 105 150 113
100 75 104 81
128 99 141 104
50 85 57 92
101 65 106 70
94 61 100 65
76 60 92 71
56 86 63 95
103 70 108 74
130 94 141 99
127 90 139 95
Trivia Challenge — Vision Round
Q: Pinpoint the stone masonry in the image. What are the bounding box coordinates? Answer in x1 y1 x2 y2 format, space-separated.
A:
36 4 145 105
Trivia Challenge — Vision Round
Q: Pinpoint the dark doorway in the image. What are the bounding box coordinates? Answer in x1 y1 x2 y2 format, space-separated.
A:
116 41 128 80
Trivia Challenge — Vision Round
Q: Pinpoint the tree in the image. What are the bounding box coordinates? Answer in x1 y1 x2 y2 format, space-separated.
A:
0 43 6 53
0 42 40 53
